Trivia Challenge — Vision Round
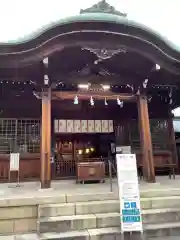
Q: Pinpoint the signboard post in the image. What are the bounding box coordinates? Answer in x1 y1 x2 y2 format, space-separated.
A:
9 153 20 187
116 153 144 239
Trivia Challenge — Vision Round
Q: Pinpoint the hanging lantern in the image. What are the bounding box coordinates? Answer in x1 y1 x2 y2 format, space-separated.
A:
78 149 83 155
85 148 90 154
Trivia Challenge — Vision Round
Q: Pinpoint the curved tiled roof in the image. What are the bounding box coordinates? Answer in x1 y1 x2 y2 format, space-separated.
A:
0 0 180 74
1 12 179 54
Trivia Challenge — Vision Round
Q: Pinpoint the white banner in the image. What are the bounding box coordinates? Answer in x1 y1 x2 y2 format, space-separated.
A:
116 154 143 233
54 119 114 133
10 153 20 171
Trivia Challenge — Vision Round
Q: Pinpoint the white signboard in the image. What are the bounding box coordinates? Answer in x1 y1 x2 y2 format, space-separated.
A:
116 146 131 154
10 153 20 171
88 120 95 133
54 119 59 133
116 154 143 233
59 120 66 132
54 119 114 133
81 120 88 132
74 120 81 133
109 120 114 132
95 120 101 132
66 120 74 132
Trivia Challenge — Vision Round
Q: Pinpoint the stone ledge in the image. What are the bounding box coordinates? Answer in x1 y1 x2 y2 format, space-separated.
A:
39 208 180 233
0 205 37 220
39 196 180 218
66 192 117 203
39 203 75 217
41 230 89 240
39 214 96 233
0 233 39 240
39 223 180 239
1 189 180 208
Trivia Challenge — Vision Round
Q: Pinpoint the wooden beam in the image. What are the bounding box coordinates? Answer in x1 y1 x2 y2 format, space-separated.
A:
137 94 155 182
41 88 51 188
51 74 139 85
52 91 136 101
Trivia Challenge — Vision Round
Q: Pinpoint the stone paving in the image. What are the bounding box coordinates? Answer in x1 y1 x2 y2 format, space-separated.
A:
0 175 179 200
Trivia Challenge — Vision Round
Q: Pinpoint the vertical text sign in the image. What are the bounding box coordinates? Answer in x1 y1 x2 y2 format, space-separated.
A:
10 153 20 171
116 154 143 233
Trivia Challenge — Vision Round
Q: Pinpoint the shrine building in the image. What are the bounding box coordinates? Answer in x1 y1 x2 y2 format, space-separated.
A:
0 0 179 188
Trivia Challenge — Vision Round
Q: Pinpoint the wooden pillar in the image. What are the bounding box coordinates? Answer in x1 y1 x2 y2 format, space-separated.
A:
137 95 155 182
41 87 51 188
168 110 177 166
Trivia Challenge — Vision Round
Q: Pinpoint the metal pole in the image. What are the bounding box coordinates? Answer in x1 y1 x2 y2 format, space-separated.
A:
108 159 113 192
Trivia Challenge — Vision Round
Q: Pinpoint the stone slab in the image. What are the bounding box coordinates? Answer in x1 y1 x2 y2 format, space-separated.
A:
39 203 75 217
40 230 89 240
39 224 180 240
39 208 180 235
0 195 66 207
66 192 117 203
40 214 96 233
0 234 39 240
142 208 180 224
14 218 37 233
140 188 180 198
0 206 37 220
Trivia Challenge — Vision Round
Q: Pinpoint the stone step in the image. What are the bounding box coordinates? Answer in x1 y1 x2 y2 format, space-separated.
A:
143 208 180 224
39 208 180 233
0 233 39 240
65 189 180 203
39 196 180 217
2 189 180 208
140 188 180 198
40 222 180 239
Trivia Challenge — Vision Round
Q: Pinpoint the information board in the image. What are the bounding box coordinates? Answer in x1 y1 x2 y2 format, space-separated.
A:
116 154 143 233
10 153 20 171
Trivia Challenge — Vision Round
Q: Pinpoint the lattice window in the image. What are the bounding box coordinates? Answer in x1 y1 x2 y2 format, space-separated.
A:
17 119 40 153
130 119 169 150
0 119 16 153
150 119 169 150
130 120 140 150
0 119 40 154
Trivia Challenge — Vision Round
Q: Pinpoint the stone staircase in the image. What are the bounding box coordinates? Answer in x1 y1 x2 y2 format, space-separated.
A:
37 191 180 240
1 189 180 239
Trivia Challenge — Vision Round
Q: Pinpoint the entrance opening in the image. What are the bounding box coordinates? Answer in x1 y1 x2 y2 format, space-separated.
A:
54 133 115 179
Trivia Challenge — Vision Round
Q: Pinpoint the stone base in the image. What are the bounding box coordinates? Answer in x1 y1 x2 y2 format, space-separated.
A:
40 180 51 189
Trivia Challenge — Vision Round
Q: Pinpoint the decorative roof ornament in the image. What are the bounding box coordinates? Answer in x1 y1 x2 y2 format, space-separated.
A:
80 0 127 17
81 46 126 64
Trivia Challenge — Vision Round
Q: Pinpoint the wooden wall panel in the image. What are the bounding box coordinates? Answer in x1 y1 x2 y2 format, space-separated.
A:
0 155 40 182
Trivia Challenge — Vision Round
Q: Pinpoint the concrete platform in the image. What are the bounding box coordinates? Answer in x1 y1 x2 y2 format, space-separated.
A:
0 176 179 200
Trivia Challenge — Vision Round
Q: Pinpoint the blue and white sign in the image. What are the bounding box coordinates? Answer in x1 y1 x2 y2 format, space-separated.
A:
116 154 143 233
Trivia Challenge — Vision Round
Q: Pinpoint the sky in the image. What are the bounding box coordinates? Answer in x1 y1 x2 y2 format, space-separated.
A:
1 0 180 115
0 0 180 44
